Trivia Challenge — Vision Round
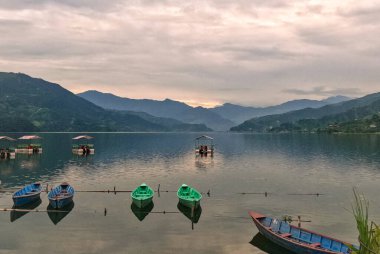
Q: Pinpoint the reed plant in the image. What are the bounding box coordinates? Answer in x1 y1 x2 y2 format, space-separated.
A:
351 188 380 254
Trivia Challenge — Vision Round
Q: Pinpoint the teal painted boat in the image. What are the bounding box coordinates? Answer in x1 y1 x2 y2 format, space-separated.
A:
177 184 202 209
131 183 154 208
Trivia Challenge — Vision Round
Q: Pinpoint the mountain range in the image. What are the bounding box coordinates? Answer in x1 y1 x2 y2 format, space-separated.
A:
0 72 210 132
1 72 377 133
78 91 350 131
211 96 351 124
231 92 380 133
78 91 235 131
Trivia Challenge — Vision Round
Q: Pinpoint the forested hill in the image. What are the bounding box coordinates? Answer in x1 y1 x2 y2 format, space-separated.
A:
0 72 210 132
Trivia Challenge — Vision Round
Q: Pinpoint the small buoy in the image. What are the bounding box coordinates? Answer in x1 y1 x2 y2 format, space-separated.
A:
207 190 210 197
104 208 107 216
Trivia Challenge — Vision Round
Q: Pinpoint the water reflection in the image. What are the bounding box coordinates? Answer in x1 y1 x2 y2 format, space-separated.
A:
10 198 42 222
47 202 75 225
250 233 294 254
130 202 154 221
177 202 202 224
195 156 214 171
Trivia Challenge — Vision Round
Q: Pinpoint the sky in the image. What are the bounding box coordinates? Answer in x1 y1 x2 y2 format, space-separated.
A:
0 0 379 107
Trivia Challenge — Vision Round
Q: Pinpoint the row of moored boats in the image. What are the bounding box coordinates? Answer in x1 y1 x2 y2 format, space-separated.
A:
12 183 202 210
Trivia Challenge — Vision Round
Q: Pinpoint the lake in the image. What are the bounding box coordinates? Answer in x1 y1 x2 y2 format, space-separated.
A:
1 133 380 254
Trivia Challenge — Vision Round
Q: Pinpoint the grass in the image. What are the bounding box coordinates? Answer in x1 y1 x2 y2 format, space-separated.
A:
351 188 380 254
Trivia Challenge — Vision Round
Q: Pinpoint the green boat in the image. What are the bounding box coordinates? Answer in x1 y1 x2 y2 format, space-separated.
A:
131 183 154 208
177 184 202 209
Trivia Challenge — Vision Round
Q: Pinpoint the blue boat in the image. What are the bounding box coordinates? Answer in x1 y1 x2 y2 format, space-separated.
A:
12 182 42 206
48 182 74 209
249 211 355 254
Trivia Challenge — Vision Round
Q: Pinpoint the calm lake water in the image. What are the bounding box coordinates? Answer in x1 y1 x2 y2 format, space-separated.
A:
1 133 380 254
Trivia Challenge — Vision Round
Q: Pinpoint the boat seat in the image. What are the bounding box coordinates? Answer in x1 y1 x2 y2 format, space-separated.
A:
310 243 321 248
280 233 292 238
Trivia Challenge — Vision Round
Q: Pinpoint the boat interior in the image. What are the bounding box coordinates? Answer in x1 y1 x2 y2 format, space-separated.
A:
13 183 41 197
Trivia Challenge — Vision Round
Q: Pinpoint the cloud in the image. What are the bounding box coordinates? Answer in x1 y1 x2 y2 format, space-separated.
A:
284 86 362 97
0 0 379 106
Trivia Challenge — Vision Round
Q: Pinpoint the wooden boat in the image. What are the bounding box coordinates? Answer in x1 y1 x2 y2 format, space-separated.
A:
10 198 42 222
131 202 154 221
249 211 354 254
12 182 42 206
47 202 75 225
131 183 154 208
177 184 202 209
48 182 75 209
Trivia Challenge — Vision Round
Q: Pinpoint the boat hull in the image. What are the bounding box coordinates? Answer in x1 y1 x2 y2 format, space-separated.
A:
12 193 41 206
49 196 73 209
254 220 332 254
178 198 200 209
15 148 42 154
72 148 95 155
132 197 153 208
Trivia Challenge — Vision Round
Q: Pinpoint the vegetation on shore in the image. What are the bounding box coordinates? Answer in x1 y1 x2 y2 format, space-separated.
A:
351 188 380 254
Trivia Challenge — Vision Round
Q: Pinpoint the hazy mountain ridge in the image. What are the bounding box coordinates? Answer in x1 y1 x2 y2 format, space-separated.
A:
78 91 350 130
211 96 351 124
78 90 235 131
0 72 210 132
231 92 380 133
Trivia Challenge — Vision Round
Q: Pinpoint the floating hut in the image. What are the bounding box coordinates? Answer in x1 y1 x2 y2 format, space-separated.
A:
194 135 214 155
16 135 43 154
0 136 16 159
72 135 95 155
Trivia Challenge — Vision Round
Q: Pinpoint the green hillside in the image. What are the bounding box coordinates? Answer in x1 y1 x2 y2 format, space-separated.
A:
0 72 210 132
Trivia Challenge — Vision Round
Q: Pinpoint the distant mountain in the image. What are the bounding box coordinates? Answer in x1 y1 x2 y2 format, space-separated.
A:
211 96 351 124
0 72 210 132
231 92 380 132
78 90 234 131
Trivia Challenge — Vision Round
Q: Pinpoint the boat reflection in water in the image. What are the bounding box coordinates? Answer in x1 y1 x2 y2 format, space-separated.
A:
177 202 202 230
131 202 154 221
47 202 75 225
250 233 294 254
10 198 42 222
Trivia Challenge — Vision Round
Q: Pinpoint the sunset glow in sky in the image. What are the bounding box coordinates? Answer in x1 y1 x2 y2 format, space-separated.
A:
0 0 379 107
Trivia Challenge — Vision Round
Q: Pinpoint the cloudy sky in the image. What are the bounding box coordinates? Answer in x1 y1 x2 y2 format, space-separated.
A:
0 0 379 107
